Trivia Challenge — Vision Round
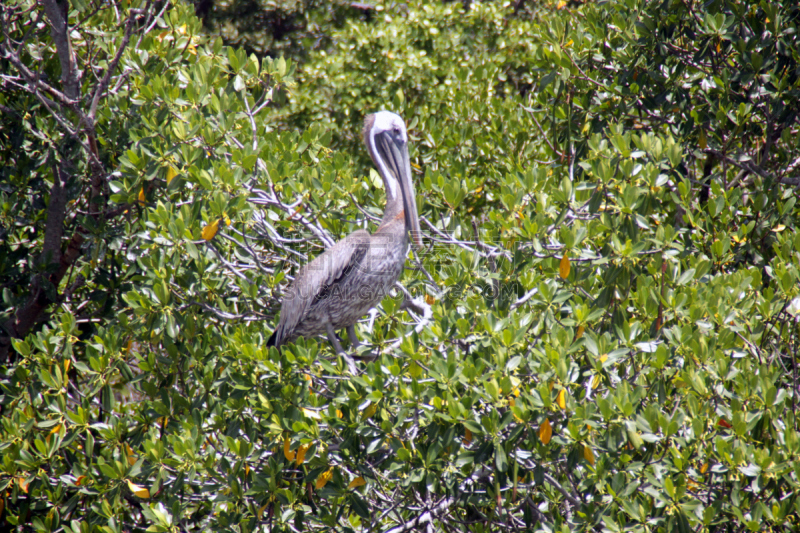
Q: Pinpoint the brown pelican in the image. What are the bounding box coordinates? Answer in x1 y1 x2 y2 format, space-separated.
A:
267 111 422 372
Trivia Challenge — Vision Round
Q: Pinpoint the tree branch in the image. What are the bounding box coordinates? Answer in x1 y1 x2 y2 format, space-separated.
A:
41 162 69 267
89 8 137 121
382 495 456 533
0 162 87 362
41 0 81 100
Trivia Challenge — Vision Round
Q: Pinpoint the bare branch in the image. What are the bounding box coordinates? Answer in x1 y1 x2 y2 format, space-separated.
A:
0 49 79 108
249 184 335 247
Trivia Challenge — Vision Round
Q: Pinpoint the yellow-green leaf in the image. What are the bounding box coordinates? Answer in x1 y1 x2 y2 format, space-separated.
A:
361 403 377 421
125 443 136 466
315 468 333 489
583 445 595 465
202 220 219 241
283 439 295 462
127 480 150 498
559 253 571 279
556 389 566 410
348 476 366 490
295 443 310 466
538 418 552 444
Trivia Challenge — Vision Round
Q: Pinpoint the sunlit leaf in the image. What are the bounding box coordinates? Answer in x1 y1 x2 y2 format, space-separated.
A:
302 408 321 420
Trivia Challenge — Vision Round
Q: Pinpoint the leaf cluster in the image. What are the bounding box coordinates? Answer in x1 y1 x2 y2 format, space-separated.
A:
1 0 800 532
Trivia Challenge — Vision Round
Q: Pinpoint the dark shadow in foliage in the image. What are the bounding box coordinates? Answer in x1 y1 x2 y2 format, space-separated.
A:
191 0 374 61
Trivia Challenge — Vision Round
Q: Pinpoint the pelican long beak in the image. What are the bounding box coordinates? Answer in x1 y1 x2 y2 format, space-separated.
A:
375 134 423 247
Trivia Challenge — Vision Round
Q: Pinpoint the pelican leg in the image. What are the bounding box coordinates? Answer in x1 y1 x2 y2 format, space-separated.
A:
327 323 358 374
348 325 378 362
347 325 361 349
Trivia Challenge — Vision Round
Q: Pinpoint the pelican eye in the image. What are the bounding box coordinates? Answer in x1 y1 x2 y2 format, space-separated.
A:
392 126 405 143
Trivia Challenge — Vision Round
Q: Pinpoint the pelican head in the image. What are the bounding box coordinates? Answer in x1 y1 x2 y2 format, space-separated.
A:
364 111 423 247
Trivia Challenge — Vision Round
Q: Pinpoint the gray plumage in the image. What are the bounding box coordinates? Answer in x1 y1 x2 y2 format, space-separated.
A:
267 111 422 372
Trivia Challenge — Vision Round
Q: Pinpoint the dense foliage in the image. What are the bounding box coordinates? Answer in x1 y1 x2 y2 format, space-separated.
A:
1 0 799 532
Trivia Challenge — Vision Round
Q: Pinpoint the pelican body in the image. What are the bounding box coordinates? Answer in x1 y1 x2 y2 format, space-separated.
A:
267 112 421 370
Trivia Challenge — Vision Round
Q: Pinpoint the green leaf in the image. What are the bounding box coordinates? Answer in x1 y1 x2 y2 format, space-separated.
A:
495 443 508 473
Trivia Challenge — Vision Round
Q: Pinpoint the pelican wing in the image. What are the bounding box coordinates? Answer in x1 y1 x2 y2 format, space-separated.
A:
271 229 371 345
